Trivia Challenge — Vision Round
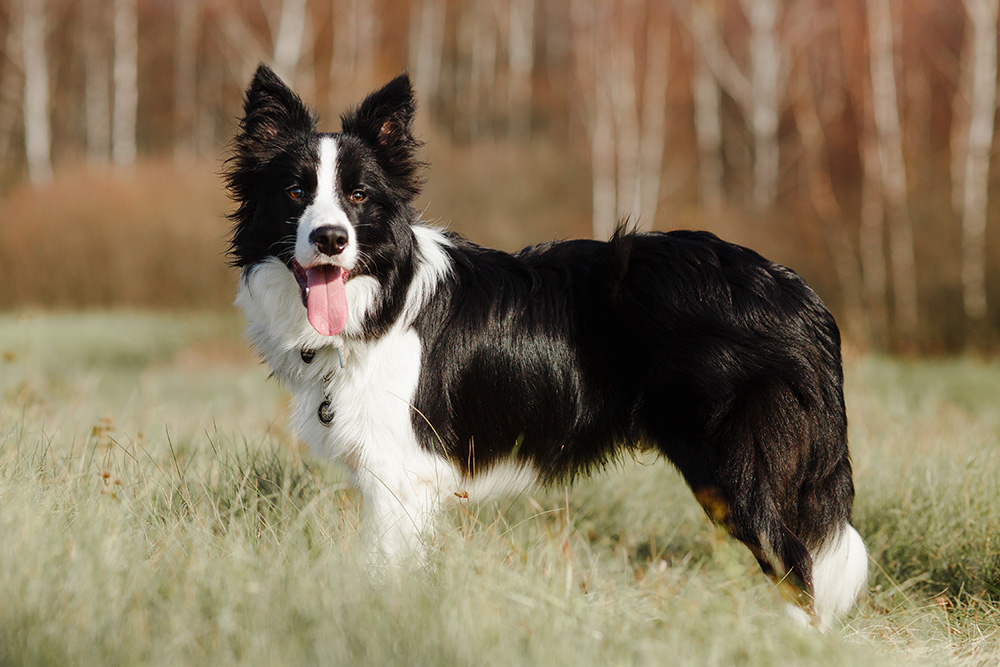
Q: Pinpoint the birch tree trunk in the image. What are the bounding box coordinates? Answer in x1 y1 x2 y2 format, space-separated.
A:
22 0 53 185
956 0 999 327
740 0 781 209
858 113 890 348
272 0 309 85
637 6 670 228
572 0 617 239
591 63 617 238
690 0 781 211
218 5 268 72
951 22 972 219
331 0 377 98
353 1 377 87
83 2 111 164
331 0 353 83
688 0 725 210
174 0 199 163
612 2 641 223
112 0 138 168
508 0 535 139
410 0 446 110
837 0 890 346
0 9 21 165
791 51 866 341
867 0 919 345
462 2 497 140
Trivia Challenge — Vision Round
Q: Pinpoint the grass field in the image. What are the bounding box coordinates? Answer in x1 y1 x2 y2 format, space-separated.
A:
1 311 998 666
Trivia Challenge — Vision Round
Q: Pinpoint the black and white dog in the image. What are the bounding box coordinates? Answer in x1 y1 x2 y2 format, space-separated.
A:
226 65 866 627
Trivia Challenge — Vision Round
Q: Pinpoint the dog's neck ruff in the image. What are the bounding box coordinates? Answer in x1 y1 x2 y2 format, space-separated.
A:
235 223 453 389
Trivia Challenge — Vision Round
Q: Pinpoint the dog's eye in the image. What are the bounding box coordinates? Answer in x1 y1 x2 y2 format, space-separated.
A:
349 190 367 204
287 186 305 200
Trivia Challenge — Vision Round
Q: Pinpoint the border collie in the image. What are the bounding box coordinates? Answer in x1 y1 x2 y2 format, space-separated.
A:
225 65 867 628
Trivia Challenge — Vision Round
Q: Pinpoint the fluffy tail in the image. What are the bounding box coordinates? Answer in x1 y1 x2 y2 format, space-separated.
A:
810 522 868 629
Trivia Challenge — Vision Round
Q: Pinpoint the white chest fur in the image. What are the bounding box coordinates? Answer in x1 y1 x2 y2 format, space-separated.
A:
235 226 539 562
293 327 451 483
235 259 450 554
300 328 463 561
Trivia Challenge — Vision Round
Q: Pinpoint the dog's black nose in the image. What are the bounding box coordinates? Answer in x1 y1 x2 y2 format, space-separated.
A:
310 225 349 256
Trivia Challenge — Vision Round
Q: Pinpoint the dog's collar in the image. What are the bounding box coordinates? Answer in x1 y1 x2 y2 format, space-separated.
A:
300 346 345 369
300 346 343 428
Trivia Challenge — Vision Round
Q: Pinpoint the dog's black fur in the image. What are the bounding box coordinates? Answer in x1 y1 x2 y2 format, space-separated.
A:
226 65 866 625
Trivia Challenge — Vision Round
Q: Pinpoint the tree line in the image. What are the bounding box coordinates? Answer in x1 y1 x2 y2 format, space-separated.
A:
0 0 998 351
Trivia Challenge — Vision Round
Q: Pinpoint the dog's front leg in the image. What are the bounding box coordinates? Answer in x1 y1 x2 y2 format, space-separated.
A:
355 463 446 568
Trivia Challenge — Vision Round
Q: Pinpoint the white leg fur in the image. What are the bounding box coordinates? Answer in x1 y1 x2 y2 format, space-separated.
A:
237 224 463 566
810 523 868 629
315 327 459 565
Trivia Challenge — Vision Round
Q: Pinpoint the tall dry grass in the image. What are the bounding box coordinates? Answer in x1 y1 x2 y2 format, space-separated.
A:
0 160 236 308
1 312 999 665
0 138 595 311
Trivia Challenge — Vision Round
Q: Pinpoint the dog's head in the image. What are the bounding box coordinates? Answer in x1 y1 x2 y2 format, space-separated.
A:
226 65 423 336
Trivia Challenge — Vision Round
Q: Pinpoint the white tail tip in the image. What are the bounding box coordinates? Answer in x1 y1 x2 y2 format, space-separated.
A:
811 523 868 629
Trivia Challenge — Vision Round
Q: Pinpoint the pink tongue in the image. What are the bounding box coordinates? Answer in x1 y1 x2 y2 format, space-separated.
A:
305 266 348 336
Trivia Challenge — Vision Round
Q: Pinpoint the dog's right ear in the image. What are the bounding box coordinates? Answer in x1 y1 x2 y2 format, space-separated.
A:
235 64 316 154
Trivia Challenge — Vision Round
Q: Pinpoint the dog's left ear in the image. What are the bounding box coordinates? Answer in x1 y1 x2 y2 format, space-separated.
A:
341 74 423 198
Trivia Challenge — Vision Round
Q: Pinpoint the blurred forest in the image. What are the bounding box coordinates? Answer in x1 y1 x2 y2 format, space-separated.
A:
0 0 998 352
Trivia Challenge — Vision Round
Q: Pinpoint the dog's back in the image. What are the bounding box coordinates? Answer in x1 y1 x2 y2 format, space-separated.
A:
226 65 866 629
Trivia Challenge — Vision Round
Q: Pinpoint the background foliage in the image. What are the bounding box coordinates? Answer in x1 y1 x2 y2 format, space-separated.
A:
1 0 999 350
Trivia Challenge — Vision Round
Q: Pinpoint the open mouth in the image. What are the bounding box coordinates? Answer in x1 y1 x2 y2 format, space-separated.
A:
292 260 350 337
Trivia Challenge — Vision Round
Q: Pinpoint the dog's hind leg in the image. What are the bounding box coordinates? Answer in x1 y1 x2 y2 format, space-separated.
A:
647 380 835 621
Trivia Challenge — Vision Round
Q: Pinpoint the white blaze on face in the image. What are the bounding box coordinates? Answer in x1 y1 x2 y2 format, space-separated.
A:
294 136 358 336
294 137 358 270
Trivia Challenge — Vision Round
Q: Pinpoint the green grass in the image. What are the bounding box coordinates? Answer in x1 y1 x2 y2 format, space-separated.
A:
1 312 998 666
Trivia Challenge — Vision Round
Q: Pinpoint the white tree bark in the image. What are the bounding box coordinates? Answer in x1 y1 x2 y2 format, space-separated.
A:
951 22 973 219
331 0 352 82
22 0 53 185
858 114 890 346
740 0 781 209
331 0 377 93
867 0 919 343
688 0 724 210
272 0 309 85
218 6 268 71
508 0 535 139
462 2 497 139
637 7 670 228
112 0 138 168
83 2 111 164
612 2 641 223
410 0 447 108
791 45 866 340
572 0 617 239
174 0 199 163
0 8 21 165
690 0 783 210
575 1 671 236
354 1 377 86
834 0 890 345
956 0 999 324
